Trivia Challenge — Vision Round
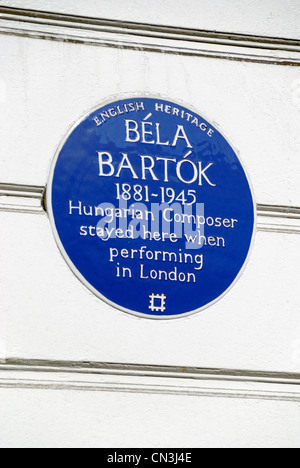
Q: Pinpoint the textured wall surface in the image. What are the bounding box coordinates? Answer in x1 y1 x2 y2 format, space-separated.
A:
1 0 300 38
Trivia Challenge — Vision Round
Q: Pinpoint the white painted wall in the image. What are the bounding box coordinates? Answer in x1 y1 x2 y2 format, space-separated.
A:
0 34 299 206
1 386 300 448
1 211 300 372
0 0 299 448
1 0 300 38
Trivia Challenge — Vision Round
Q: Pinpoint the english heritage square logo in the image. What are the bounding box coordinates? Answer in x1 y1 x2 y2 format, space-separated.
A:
46 95 256 318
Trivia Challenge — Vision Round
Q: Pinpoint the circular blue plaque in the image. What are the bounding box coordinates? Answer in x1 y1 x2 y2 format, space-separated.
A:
47 95 256 319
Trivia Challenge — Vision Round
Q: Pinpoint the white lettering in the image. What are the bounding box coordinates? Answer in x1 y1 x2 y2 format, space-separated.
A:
116 153 139 179
98 152 114 177
172 125 193 148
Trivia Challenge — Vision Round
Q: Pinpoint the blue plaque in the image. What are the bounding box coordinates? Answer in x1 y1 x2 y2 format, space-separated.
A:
47 96 256 319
